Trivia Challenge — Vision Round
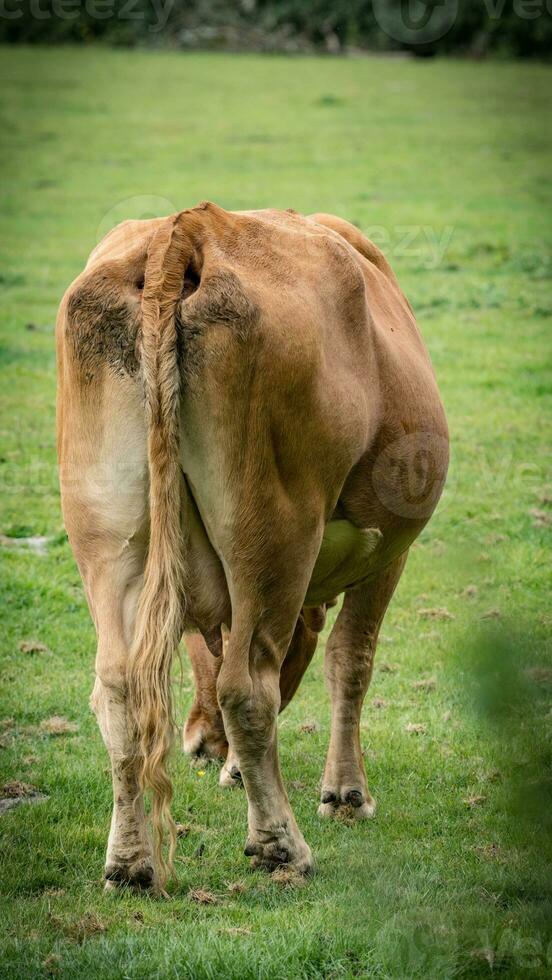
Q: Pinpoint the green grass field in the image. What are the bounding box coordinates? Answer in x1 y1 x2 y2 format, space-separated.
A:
1 46 551 979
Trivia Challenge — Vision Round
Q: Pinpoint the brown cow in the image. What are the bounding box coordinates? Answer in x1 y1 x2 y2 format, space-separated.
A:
56 203 448 891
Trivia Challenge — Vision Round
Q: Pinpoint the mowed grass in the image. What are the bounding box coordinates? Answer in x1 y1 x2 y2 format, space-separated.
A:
1 46 551 979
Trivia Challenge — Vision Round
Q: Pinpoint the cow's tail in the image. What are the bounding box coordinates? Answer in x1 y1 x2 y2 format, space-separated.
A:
126 213 194 889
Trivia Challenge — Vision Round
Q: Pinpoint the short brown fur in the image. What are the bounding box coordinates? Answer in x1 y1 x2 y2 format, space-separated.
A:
57 203 448 889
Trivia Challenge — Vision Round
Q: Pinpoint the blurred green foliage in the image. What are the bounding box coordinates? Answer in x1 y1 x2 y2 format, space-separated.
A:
1 0 551 58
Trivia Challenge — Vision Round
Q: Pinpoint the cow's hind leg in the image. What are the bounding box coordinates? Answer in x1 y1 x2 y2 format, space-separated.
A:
87 555 155 890
219 605 325 789
62 438 153 888
183 632 228 762
319 553 407 820
184 609 327 787
216 557 322 875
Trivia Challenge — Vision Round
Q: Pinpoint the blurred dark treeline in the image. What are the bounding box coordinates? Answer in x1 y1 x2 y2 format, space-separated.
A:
1 0 551 58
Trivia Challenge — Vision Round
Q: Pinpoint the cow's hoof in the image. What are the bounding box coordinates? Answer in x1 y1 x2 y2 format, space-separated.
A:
317 787 376 821
219 762 242 788
219 750 242 788
244 829 313 876
182 713 228 762
104 858 155 892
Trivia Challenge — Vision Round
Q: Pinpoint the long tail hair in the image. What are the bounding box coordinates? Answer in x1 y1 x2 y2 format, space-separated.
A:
127 213 194 887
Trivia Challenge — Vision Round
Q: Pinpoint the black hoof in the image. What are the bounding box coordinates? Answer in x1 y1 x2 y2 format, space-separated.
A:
104 861 154 890
345 790 364 808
